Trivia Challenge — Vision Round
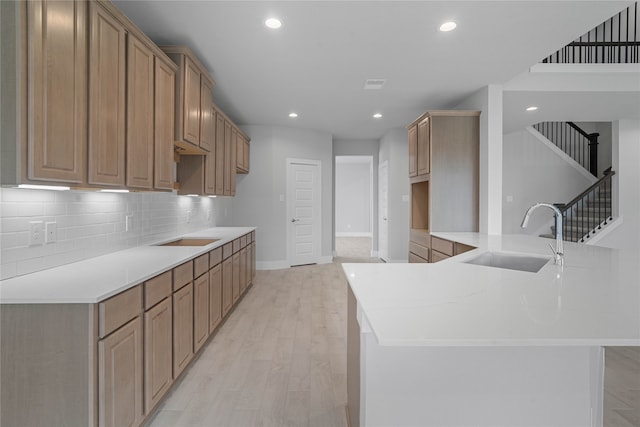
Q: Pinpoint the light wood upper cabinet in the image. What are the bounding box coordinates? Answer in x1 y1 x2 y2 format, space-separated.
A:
417 116 430 176
215 112 226 195
223 120 233 196
199 79 215 153
26 0 87 184
230 128 237 196
98 316 144 427
236 134 250 174
154 56 176 190
161 46 215 155
89 2 126 187
126 34 154 189
408 124 417 178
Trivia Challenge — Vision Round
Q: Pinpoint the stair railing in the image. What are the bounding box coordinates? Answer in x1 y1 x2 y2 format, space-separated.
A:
542 2 639 63
532 121 599 176
555 170 615 243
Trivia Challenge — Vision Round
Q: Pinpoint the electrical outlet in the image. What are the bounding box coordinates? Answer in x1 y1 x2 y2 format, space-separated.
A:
29 221 44 245
45 222 57 243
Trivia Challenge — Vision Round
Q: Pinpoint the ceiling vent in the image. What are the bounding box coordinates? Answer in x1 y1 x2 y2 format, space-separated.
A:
364 79 386 90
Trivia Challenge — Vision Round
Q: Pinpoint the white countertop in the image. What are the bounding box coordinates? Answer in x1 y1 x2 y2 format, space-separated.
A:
343 233 640 347
0 227 255 304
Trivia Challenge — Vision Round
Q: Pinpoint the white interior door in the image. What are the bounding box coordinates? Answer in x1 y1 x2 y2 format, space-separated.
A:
378 161 389 262
287 159 321 266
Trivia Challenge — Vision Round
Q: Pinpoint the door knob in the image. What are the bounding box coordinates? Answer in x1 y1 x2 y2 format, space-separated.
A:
291 218 299 223
383 217 388 220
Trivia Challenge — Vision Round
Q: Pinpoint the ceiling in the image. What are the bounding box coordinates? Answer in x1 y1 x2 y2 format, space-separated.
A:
114 1 634 140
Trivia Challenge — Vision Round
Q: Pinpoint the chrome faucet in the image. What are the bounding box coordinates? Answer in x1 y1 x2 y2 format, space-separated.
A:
521 203 564 266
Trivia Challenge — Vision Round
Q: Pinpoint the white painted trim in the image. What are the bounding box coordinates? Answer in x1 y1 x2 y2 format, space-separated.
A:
335 232 372 237
256 260 290 270
370 250 378 257
286 158 322 267
527 126 598 184
530 63 640 74
584 216 623 246
317 256 333 265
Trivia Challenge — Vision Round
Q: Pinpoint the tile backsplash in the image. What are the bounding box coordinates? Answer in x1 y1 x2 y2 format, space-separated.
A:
0 188 232 280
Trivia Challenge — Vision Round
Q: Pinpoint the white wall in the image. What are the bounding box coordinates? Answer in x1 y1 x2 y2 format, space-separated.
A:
502 129 595 235
0 188 229 280
379 128 409 262
595 119 640 251
455 85 503 234
335 160 371 236
333 139 379 251
233 125 333 268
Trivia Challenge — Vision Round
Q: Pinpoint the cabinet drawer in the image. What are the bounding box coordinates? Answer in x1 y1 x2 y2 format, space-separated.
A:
222 243 233 260
232 238 241 254
431 236 454 256
209 247 222 266
454 242 476 255
430 250 450 263
240 235 247 248
144 270 172 310
409 242 429 261
173 260 193 291
410 229 430 248
194 253 209 279
99 285 142 338
408 252 428 263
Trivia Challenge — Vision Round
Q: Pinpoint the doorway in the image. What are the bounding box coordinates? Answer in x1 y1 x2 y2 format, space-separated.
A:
286 158 322 266
335 156 374 259
378 160 389 262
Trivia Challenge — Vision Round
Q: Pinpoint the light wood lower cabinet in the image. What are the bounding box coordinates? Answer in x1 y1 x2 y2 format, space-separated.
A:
193 272 210 353
172 282 194 378
99 316 144 427
144 297 173 413
240 247 247 294
232 252 240 303
222 256 233 317
209 263 223 333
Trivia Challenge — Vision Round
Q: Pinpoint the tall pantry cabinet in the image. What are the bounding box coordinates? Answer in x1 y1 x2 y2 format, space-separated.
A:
407 111 480 263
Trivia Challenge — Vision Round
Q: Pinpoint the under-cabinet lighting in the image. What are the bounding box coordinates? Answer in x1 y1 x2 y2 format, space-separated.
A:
373 113 383 119
185 194 199 197
17 184 70 191
439 21 457 32
289 112 298 118
526 106 538 111
208 195 217 198
100 189 129 193
265 18 282 29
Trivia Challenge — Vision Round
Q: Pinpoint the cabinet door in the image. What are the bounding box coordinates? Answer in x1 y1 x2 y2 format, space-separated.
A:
144 297 173 413
222 257 233 317
232 252 240 304
236 132 244 172
193 272 210 353
230 128 237 196
408 124 417 178
182 56 201 145
250 242 256 282
417 117 430 176
27 0 87 184
199 79 214 152
154 57 176 190
126 34 154 189
204 105 216 195
209 263 222 333
173 282 194 378
243 138 250 173
89 2 126 186
223 121 232 196
215 113 225 195
240 248 247 294
99 317 143 427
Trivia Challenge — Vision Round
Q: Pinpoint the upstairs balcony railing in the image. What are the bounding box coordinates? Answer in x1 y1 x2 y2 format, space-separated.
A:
542 2 639 63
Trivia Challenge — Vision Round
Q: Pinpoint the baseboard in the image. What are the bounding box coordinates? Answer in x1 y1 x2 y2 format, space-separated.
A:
384 258 408 263
584 216 623 246
257 255 334 270
336 232 373 237
370 250 378 257
318 255 334 264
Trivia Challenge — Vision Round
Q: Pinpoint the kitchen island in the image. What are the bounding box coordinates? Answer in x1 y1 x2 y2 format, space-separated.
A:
343 233 640 427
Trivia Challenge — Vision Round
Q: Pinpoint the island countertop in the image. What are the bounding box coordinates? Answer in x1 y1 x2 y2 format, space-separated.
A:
343 233 640 347
0 227 255 304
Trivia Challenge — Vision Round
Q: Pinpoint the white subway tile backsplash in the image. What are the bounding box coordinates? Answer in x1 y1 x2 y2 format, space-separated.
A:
0 188 219 280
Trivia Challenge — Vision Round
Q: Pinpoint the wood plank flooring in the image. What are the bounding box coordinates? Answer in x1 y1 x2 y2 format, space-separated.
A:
147 259 638 427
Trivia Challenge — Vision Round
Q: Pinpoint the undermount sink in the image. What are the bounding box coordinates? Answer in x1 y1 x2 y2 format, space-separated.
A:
463 251 550 273
156 238 219 247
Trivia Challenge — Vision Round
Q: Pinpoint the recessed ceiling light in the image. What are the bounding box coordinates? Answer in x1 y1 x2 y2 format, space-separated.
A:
289 112 298 118
373 113 383 119
265 18 282 29
526 106 538 111
439 21 457 32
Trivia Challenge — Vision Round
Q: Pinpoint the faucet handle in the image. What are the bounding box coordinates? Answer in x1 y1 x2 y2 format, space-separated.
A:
548 243 564 266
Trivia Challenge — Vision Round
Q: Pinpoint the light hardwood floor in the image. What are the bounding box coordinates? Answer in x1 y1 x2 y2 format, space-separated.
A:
335 237 372 259
147 259 638 427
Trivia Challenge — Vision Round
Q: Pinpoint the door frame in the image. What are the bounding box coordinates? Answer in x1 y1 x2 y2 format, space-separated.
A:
286 158 322 266
378 160 389 262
